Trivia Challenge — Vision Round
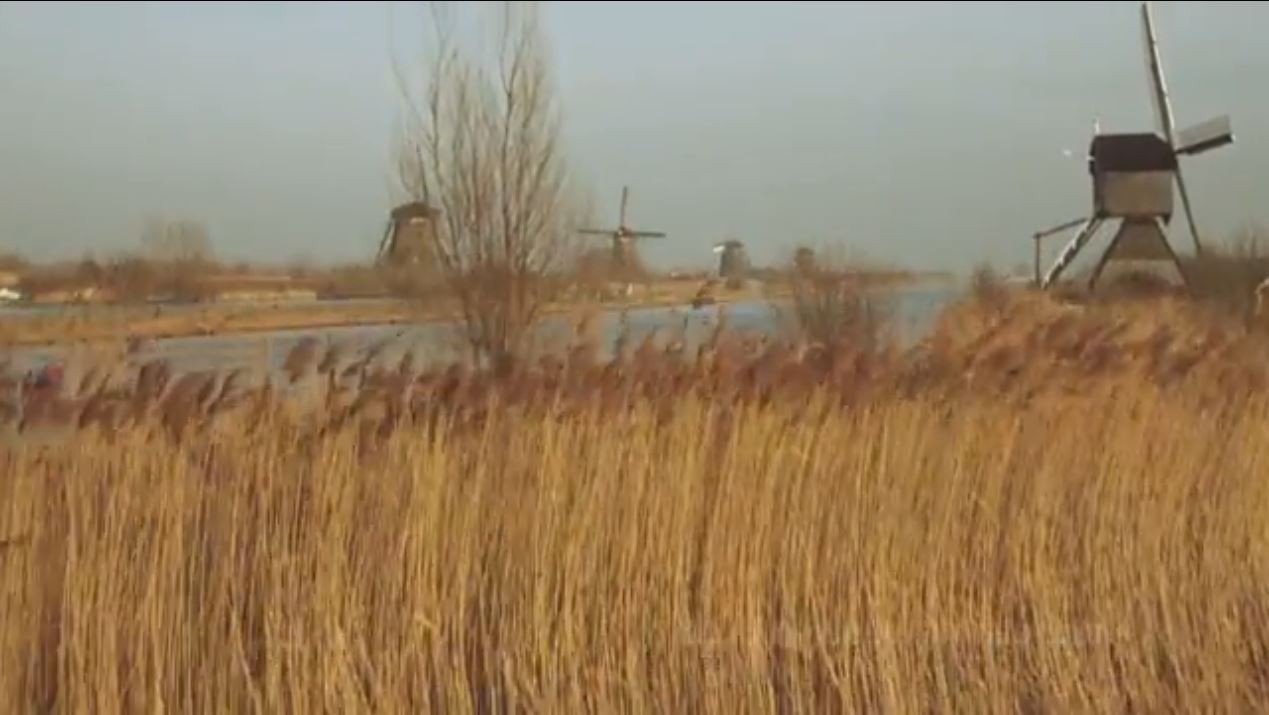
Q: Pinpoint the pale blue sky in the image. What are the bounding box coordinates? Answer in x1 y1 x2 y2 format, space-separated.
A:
1 1 1266 273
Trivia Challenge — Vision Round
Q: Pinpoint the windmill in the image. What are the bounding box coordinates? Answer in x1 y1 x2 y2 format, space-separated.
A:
377 201 439 268
577 186 665 296
1034 1 1235 291
713 239 751 288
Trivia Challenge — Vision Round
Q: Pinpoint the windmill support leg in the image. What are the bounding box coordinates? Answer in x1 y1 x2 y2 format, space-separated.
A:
1042 216 1104 289
1087 220 1126 290
1085 217 1193 294
1153 217 1194 293
1032 216 1089 288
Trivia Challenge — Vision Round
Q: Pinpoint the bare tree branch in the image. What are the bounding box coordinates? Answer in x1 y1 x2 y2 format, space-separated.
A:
393 0 579 368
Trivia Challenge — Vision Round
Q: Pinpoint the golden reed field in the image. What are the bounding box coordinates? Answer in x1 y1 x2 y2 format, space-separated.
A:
3 291 1269 712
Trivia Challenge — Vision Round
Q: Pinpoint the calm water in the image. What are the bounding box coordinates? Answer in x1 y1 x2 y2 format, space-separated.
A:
1 285 961 376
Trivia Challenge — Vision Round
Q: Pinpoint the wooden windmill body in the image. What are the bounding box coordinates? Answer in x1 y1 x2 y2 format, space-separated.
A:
377 201 439 268
578 186 665 297
1034 2 1235 291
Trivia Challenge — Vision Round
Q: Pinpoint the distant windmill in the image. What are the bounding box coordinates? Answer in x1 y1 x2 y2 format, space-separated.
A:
377 201 439 268
794 246 818 277
1033 1 1235 291
577 186 665 296
713 239 750 288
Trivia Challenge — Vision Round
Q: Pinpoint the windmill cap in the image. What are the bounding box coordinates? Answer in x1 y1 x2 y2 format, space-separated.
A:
1089 133 1177 172
390 201 440 221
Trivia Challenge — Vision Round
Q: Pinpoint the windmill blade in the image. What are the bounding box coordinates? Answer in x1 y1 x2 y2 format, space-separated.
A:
619 186 629 228
626 231 666 238
376 220 394 259
578 228 616 236
1173 166 1205 255
1141 1 1177 144
1175 115 1234 156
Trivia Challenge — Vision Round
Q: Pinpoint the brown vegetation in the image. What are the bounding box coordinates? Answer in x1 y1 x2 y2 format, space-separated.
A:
3 290 1269 710
774 247 896 359
7 288 1269 435
1185 225 1269 321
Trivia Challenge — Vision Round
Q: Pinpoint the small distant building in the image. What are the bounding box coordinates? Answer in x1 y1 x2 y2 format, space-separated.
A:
0 271 20 302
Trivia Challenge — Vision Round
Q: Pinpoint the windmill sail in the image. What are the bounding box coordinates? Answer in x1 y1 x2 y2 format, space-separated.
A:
1142 1 1207 256
1175 115 1234 155
1172 166 1204 254
576 186 666 245
1141 1 1176 144
377 221 394 260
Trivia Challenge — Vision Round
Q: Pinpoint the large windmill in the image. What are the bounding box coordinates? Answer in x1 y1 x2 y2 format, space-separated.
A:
577 186 665 295
1034 1 1235 291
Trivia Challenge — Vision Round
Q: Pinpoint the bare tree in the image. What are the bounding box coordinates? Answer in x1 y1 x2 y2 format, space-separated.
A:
0 253 28 273
141 217 212 264
394 1 580 370
139 216 214 302
776 243 894 356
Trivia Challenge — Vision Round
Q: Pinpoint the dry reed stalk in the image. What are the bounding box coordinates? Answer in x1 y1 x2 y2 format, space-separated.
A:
1 387 1268 711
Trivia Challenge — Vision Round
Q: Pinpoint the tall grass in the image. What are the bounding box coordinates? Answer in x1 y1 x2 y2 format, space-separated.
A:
1185 226 1269 321
3 385 1269 711
5 291 1269 711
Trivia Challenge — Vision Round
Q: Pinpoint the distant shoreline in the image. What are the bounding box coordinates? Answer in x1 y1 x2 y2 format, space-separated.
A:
0 289 714 348
0 273 957 349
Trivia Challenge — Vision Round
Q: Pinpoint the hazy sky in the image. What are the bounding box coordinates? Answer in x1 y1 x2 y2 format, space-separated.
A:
2 1 1267 274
